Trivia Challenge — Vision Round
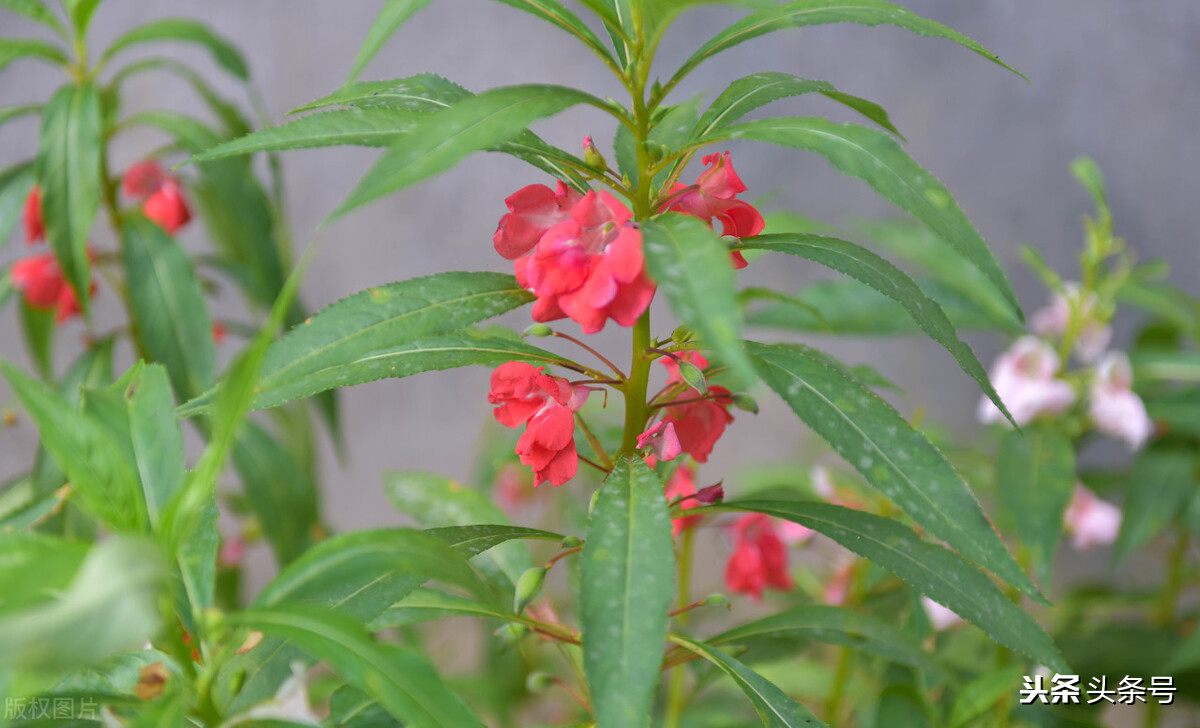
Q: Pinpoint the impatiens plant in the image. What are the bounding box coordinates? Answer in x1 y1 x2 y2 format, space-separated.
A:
2 1 1198 727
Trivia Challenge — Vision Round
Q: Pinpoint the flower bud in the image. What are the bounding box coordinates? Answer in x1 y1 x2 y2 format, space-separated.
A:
583 135 608 171
560 535 582 550
514 566 549 614
526 672 554 693
695 483 725 505
202 608 228 642
523 323 553 338
676 359 708 395
495 623 528 642
703 593 731 609
731 393 759 414
671 326 694 344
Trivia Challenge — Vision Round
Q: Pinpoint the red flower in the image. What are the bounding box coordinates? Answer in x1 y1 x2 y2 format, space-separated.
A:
211 322 228 345
724 514 794 601
122 161 191 234
665 152 764 269
488 362 583 487
513 190 655 334
637 420 681 462
10 253 92 322
664 465 702 536
494 182 582 260
661 387 734 463
22 186 44 244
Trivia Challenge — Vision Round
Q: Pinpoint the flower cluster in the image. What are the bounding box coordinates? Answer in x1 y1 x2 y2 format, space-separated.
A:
496 184 655 334
655 351 735 463
978 283 1153 449
122 161 192 234
488 362 588 487
11 186 91 322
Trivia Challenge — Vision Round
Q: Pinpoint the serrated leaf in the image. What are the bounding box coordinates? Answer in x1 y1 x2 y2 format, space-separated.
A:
668 0 1024 93
179 272 558 416
996 426 1074 586
333 84 602 218
694 71 900 140
347 0 432 83
192 108 419 161
581 457 675 728
383 471 532 588
949 664 1024 728
744 341 1041 603
738 233 1012 422
487 0 617 68
1115 447 1198 561
36 82 101 314
0 37 68 71
127 364 184 529
670 634 829 728
704 117 1021 319
371 587 514 629
102 19 248 80
234 605 483 727
714 500 1067 672
643 214 757 388
122 214 216 400
711 605 938 673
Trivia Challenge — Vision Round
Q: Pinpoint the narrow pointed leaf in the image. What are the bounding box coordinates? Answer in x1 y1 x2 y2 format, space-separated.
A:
670 634 829 728
694 71 899 139
714 500 1067 672
102 19 248 80
0 38 68 71
704 117 1021 319
179 272 558 415
110 57 251 136
738 233 1012 422
127 364 184 529
0 0 67 36
36 82 101 314
744 340 1041 602
63 0 102 35
347 0 432 83
670 0 1024 90
995 426 1074 586
1115 448 1198 561
487 0 616 67
235 605 484 727
121 214 216 400
333 84 603 218
371 587 514 629
581 457 675 728
193 108 419 160
643 214 757 388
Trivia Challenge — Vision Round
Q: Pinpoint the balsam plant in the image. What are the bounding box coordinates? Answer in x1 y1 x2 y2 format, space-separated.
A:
3 0 1193 726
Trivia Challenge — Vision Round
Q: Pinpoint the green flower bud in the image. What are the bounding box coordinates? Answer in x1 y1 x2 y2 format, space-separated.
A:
583 136 608 171
514 566 549 614
731 393 759 414
676 359 708 394
526 672 554 693
496 623 528 642
704 593 731 610
523 323 553 338
671 326 694 344
560 535 582 550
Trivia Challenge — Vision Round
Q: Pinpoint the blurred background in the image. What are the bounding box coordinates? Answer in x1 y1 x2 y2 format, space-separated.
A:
1 0 1197 573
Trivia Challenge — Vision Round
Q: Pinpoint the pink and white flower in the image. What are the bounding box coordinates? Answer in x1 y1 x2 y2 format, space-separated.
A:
977 336 1076 426
1088 351 1153 449
1063 485 1122 550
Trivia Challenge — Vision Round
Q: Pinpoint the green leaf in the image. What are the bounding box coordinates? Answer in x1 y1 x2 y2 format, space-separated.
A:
713 499 1067 672
192 108 418 160
694 71 899 140
948 664 1024 728
642 214 758 388
121 214 216 400
231 422 320 566
109 57 251 137
371 587 515 629
0 0 67 36
670 634 829 728
1130 349 1200 383
738 234 1012 421
18 301 55 380
705 117 1021 319
0 532 88 614
174 498 218 635
62 0 102 35
347 0 432 83
383 471 533 588
0 360 143 532
486 0 617 68
581 457 675 728
127 364 184 529
102 19 249 80
0 38 68 72
875 684 935 727
1115 447 1198 561
995 426 1075 586
329 684 403 728
710 605 938 673
333 84 602 218
0 538 165 673
36 82 102 314
0 161 36 250
179 273 558 416
234 605 484 727
745 341 1041 602
668 0 1024 93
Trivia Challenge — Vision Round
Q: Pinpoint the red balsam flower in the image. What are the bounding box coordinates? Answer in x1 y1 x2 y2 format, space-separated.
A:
659 352 734 462
122 161 192 234
11 253 90 322
23 186 44 243
724 514 794 601
488 362 586 487
666 151 764 269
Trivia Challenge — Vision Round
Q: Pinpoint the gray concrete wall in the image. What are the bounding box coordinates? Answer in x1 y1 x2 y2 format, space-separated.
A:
2 1 1198 533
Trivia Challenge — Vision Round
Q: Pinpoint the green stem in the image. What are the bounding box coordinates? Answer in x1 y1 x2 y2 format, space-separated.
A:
1156 530 1188 627
620 313 652 453
664 528 696 728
